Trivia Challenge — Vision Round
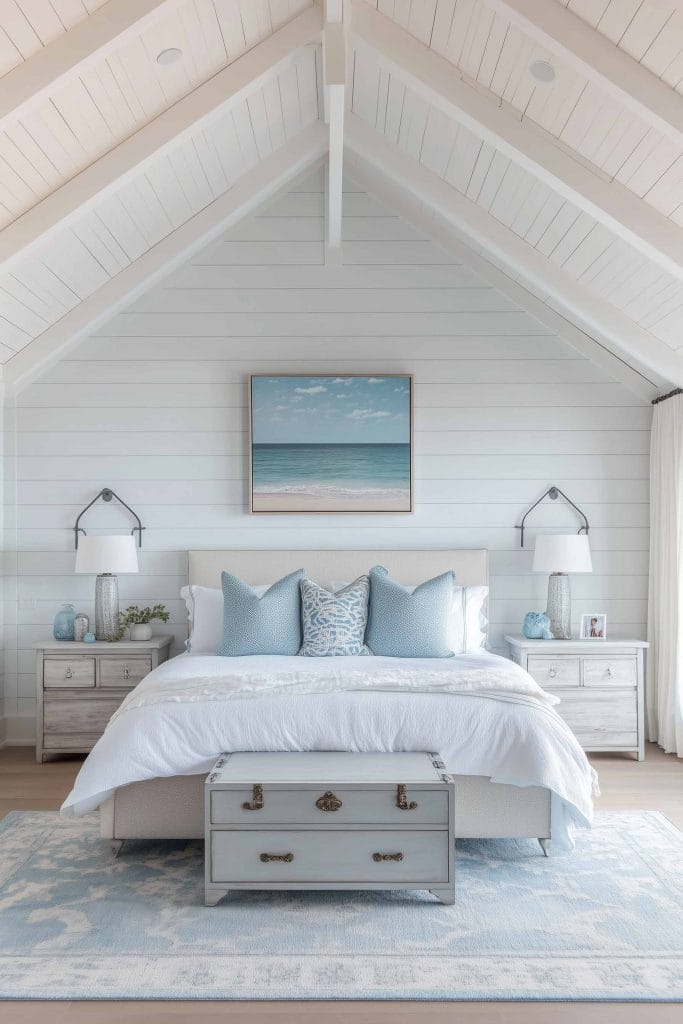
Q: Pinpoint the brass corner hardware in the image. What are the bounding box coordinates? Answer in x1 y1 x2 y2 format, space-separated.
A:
373 852 403 862
315 790 342 812
260 852 293 863
242 784 264 810
396 784 417 810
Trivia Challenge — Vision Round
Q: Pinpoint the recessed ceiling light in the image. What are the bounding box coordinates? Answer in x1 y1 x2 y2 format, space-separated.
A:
157 47 182 66
529 59 556 84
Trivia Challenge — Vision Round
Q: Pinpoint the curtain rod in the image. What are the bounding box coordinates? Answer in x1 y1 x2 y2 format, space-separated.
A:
652 387 683 405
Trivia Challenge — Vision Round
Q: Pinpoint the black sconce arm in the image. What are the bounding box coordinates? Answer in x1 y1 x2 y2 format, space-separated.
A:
516 486 589 548
74 488 145 549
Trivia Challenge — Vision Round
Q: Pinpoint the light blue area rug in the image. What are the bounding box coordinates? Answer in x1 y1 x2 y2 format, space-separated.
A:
0 810 681 1001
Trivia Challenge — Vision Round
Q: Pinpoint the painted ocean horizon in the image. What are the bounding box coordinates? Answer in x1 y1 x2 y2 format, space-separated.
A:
252 442 411 512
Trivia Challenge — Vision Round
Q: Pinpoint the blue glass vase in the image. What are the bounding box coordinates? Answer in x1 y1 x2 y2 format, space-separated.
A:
53 603 76 641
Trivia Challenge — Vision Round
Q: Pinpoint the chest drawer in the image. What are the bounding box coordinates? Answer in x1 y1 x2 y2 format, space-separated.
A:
583 657 637 688
210 829 450 884
527 657 580 687
98 656 151 688
44 657 95 688
210 786 448 827
548 687 637 748
43 695 122 735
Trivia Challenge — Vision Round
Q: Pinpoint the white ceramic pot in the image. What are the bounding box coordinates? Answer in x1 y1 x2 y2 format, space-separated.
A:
130 623 153 641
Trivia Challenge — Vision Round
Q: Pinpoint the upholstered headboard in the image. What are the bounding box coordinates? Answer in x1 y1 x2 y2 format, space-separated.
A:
188 550 488 588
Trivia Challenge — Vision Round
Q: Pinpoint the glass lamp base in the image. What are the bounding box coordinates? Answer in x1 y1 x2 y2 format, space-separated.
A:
95 574 119 640
546 573 571 640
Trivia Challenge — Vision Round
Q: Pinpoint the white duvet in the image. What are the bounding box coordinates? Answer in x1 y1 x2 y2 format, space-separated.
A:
61 651 597 850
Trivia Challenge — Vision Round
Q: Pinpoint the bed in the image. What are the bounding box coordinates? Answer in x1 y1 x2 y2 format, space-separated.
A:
61 549 596 851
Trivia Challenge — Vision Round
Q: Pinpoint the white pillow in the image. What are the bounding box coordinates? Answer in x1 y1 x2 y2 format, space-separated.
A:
181 583 269 654
449 585 489 653
330 581 489 654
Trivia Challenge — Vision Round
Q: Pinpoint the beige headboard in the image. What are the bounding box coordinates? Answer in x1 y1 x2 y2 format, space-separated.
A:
188 550 488 588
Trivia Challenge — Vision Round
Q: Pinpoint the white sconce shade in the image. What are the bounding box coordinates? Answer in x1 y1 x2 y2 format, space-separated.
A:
532 534 592 574
75 535 139 575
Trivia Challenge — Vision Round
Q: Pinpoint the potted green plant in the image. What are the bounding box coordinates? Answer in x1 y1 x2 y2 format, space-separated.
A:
121 604 170 641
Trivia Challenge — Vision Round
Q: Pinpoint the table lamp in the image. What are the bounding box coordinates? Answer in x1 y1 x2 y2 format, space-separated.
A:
75 535 139 640
532 534 592 640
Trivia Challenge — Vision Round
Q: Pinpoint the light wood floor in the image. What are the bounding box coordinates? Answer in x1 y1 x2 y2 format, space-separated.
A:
0 743 681 1024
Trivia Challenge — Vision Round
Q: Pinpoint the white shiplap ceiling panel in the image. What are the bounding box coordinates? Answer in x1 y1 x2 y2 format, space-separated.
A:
362 0 683 225
0 46 321 357
351 43 683 351
0 0 314 230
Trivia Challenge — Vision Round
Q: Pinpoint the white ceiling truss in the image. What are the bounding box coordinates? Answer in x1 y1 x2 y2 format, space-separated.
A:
2 0 683 396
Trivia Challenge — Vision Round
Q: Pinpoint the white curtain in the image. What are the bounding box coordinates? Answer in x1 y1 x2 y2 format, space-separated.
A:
648 392 683 756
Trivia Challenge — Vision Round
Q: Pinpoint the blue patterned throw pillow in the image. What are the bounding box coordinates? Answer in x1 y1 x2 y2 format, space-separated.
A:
366 566 455 658
300 576 370 657
218 569 305 657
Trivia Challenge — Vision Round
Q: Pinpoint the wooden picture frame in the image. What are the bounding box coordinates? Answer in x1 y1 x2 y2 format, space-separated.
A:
249 374 413 514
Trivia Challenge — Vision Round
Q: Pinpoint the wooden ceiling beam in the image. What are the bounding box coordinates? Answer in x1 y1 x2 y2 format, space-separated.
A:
351 1 683 284
0 5 323 276
324 0 346 258
346 113 679 392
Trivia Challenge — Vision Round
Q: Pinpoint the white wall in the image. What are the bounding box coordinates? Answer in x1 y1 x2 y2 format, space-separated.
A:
1 170 652 738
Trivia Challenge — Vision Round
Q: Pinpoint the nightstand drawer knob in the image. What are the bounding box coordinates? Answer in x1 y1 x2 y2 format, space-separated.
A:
65 666 72 679
123 666 130 680
607 666 612 678
549 666 556 678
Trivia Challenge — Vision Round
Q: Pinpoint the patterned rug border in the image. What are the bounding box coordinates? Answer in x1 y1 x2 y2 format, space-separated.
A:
0 810 681 1002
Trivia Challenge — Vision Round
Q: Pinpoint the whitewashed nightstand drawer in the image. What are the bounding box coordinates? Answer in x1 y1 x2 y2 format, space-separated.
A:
583 658 637 688
210 787 448 827
210 829 450 884
99 656 152 688
44 657 95 688
43 696 121 735
548 687 637 748
527 657 580 687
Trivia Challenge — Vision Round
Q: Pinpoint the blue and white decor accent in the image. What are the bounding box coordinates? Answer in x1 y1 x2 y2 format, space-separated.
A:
0 811 680 1001
366 566 455 658
218 569 304 657
299 576 370 657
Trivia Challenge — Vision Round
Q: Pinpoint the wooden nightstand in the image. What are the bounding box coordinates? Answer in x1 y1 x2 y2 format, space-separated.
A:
505 635 647 760
36 636 173 762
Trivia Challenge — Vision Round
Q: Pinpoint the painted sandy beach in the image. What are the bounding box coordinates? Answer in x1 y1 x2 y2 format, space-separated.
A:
250 377 412 512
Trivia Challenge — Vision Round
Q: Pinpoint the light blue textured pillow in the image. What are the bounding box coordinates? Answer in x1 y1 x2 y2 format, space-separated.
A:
218 569 305 657
300 576 370 657
366 566 455 658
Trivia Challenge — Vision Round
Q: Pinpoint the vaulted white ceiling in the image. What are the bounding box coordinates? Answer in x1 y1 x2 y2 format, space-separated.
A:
1 0 683 397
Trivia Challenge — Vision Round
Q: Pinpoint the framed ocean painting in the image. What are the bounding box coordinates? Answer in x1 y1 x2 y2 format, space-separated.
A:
249 374 413 513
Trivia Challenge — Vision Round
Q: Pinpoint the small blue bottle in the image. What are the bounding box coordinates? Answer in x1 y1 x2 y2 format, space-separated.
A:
53 603 76 641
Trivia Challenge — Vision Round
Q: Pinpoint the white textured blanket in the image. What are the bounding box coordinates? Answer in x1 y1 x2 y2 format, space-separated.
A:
62 652 596 850
109 651 560 721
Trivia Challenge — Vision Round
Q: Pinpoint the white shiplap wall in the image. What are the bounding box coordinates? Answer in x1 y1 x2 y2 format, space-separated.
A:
1 168 652 735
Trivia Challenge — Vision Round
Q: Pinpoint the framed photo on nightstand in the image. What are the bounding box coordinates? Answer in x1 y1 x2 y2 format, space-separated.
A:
580 613 607 640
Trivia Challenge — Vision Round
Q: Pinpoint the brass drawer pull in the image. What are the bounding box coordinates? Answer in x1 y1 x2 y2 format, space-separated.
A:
373 852 403 862
260 852 293 863
315 790 342 812
65 666 73 679
396 784 417 810
242 784 264 811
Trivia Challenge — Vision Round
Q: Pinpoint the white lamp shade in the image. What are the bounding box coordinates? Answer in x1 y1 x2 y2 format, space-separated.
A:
75 535 139 574
532 533 592 574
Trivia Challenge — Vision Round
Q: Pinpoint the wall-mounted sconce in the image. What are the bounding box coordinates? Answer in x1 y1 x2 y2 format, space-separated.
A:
516 486 589 549
74 488 145 550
